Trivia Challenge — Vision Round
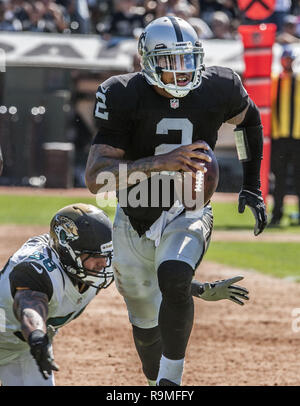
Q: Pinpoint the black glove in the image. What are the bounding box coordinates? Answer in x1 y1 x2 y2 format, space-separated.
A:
238 189 267 236
28 329 59 379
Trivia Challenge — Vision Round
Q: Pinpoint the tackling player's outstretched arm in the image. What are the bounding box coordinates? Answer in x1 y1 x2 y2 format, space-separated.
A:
85 141 212 195
10 263 59 379
13 289 59 379
13 289 48 340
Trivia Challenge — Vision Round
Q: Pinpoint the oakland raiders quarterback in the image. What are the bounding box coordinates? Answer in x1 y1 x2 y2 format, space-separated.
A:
85 16 266 386
0 203 114 386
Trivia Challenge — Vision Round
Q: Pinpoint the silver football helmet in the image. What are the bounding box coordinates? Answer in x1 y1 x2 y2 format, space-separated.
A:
138 16 205 98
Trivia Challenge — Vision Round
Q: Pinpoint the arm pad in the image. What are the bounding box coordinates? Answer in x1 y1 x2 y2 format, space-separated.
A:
234 100 263 191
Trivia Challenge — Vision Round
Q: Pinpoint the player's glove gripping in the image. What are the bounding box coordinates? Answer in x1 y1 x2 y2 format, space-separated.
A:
191 276 249 305
238 189 267 236
28 329 59 379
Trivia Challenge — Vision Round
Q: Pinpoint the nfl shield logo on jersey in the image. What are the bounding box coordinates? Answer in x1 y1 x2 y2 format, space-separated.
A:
170 98 179 109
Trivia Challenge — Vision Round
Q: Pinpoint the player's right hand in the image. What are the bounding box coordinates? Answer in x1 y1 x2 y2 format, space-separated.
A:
155 140 212 174
238 189 267 236
28 329 60 379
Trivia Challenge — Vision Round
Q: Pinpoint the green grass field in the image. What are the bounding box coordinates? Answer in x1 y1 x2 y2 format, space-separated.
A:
211 201 300 233
205 241 300 279
0 195 116 224
0 194 299 278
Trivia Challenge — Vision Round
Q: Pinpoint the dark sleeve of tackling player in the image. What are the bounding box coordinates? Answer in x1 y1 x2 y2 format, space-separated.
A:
9 262 53 301
92 77 134 151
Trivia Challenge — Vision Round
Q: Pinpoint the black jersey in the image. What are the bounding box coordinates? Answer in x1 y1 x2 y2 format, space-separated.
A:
93 67 249 233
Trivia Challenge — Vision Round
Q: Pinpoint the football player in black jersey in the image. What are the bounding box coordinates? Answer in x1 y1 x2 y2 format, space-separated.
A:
85 16 267 386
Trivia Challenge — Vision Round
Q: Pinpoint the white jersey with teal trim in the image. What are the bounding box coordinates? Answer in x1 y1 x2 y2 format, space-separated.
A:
0 234 104 365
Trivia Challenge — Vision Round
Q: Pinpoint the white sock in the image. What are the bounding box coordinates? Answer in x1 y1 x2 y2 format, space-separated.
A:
156 355 184 385
147 379 157 386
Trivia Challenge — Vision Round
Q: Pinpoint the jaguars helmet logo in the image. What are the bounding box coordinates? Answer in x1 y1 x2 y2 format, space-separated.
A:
53 216 79 247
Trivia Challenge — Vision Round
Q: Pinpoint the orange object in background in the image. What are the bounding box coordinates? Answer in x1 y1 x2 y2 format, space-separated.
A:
244 78 271 106
259 107 271 136
238 23 276 202
238 0 275 20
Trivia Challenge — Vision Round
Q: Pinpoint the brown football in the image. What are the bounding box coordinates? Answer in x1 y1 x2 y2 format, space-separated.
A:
179 147 219 210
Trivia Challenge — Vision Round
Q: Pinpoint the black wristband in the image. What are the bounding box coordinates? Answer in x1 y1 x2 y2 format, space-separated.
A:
240 125 263 190
191 280 204 297
235 99 263 191
28 329 48 346
241 186 262 195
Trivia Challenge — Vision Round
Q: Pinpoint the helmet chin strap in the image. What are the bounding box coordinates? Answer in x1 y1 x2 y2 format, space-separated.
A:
143 68 202 98
66 265 107 289
66 252 114 289
144 71 191 98
79 273 103 287
164 87 190 98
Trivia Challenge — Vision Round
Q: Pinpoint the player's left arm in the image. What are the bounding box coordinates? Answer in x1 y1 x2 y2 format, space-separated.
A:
11 262 59 379
191 276 249 306
225 73 267 236
13 289 48 341
13 288 59 379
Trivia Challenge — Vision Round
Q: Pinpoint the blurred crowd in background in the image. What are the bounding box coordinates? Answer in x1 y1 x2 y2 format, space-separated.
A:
0 0 299 190
0 0 299 43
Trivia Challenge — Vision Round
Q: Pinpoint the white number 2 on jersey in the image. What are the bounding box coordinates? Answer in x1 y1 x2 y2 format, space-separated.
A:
95 86 109 120
155 118 193 155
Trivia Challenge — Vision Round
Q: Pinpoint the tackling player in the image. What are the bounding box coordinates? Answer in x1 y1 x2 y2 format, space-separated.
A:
86 16 267 386
0 203 114 386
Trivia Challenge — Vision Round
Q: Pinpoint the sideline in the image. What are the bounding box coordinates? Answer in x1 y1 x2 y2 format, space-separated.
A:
212 230 300 242
0 187 298 205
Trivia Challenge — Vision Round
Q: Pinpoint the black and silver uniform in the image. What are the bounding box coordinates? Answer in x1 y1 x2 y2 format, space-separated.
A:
93 67 248 233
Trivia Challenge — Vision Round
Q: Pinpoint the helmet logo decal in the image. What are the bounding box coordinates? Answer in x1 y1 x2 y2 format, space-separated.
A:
138 32 147 55
54 216 79 247
170 98 179 109
101 241 113 253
